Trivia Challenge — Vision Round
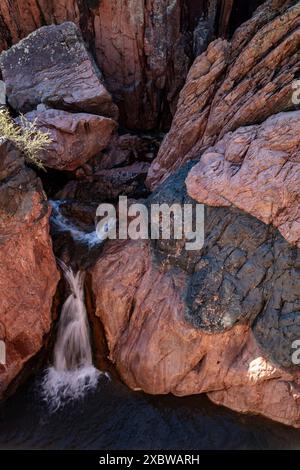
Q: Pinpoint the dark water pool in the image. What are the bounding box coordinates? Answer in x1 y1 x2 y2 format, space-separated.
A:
0 375 300 450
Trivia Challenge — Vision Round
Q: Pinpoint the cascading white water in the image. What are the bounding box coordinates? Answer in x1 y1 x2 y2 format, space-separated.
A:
50 199 116 247
41 262 107 411
53 263 93 372
50 200 101 247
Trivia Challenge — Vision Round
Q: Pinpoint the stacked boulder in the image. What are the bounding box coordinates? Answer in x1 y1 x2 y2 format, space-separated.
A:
0 22 118 171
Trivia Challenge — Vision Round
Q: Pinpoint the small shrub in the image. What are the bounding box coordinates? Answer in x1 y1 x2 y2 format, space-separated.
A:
0 107 51 170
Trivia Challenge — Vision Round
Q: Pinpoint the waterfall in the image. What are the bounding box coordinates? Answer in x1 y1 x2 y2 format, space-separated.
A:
53 262 93 372
50 200 101 247
41 261 107 411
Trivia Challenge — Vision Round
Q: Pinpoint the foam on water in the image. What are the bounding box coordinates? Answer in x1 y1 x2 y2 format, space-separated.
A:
41 366 106 412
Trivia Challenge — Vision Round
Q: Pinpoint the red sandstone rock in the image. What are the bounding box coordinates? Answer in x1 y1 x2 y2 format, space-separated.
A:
146 38 230 188
0 141 60 397
91 238 300 427
186 111 300 248
147 0 300 188
19 107 117 171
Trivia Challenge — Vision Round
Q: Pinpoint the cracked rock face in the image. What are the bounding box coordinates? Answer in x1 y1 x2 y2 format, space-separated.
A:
0 140 60 398
147 0 300 188
91 164 300 426
0 22 118 118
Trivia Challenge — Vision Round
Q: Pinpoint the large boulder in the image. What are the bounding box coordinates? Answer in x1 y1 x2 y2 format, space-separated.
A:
147 0 300 188
90 164 300 427
0 140 60 398
0 22 118 118
186 111 300 248
19 107 117 171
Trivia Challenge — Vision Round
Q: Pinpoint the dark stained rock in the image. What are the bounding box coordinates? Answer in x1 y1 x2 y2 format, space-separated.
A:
57 162 150 203
0 22 118 118
90 163 300 426
87 133 162 173
48 199 105 272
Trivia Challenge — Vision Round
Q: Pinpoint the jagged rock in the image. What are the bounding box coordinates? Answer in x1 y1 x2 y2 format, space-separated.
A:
0 22 118 118
0 142 60 398
146 38 230 188
57 162 150 202
91 164 300 426
186 111 300 248
18 107 117 171
147 0 300 188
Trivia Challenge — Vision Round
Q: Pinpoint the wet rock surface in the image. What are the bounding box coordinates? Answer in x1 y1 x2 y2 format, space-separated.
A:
0 138 24 181
148 165 300 368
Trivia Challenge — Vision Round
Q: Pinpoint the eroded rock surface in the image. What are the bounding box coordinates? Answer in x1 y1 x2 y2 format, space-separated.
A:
19 107 117 171
186 111 300 248
91 164 300 426
147 0 300 188
0 140 60 398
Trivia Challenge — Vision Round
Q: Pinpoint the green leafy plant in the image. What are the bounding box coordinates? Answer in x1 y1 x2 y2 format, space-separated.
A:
0 107 51 170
